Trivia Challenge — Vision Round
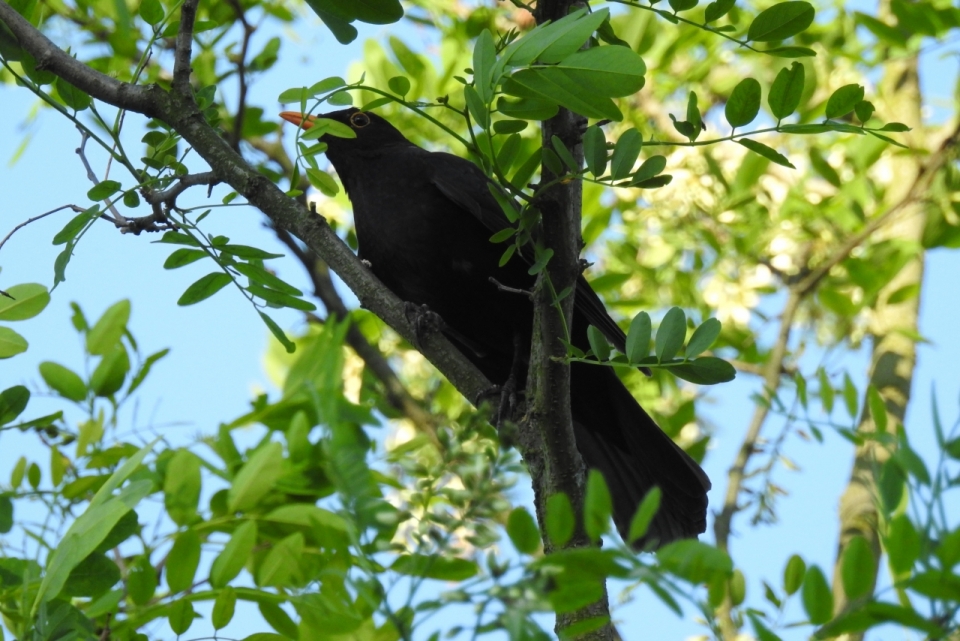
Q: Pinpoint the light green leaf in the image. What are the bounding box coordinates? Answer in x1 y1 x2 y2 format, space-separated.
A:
39 362 87 401
747 1 815 41
86 300 130 355
228 442 284 512
210 520 258 588
177 272 232 306
0 283 50 321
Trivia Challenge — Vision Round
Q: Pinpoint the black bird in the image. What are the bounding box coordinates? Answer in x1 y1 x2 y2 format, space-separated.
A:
280 107 710 547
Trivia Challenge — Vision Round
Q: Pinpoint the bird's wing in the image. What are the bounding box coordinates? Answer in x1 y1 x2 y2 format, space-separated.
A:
426 152 628 352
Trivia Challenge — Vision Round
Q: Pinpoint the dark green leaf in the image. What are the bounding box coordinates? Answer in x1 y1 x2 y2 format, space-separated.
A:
167 530 202 593
139 0 164 25
626 311 652 363
584 469 612 541
157 231 200 246
219 245 284 260
669 0 698 11
764 45 816 57
801 565 833 624
392 555 478 580
546 493 574 547
496 133 522 174
670 357 737 384
177 273 232 306
725 78 762 128
855 100 875 123
464 85 489 128
87 180 121 200
704 0 736 23
655 307 686 362
685 318 721 358
583 125 607 177
60 553 120 597
768 62 805 120
737 139 796 168
840 536 875 600
610 129 642 179
747 1 815 42
493 119 528 135
507 507 541 554
163 248 207 269
628 487 661 544
630 155 667 185
825 84 865 119
387 75 410 96
473 29 497 102
0 385 29 425
587 325 611 361
55 76 91 111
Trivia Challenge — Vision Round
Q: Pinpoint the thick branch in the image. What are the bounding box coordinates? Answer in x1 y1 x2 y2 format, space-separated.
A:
0 2 159 116
0 0 493 408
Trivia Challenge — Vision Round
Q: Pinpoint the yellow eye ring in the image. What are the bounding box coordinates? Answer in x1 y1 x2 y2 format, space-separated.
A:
350 112 371 128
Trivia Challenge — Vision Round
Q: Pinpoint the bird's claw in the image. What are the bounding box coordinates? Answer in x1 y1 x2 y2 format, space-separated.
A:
404 302 444 346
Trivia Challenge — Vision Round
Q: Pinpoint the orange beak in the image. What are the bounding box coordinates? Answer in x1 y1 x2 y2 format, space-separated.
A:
279 111 317 130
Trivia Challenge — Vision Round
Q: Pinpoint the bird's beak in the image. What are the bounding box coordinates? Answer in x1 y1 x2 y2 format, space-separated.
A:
279 111 317 130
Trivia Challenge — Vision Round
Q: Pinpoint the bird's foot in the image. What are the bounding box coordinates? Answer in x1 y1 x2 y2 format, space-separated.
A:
361 259 373 269
404 302 444 346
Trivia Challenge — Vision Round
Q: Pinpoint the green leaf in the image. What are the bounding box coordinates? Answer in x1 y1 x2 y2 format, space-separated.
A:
139 0 164 25
737 139 796 168
164 450 201 526
501 8 609 66
809 148 841 187
495 133 522 173
0 327 28 359
210 521 258 588
39 362 87 401
626 311 652 363
628 487 661 544
886 514 919 575
0 283 50 321
842 373 858 418
507 507 541 554
234 263 302 296
314 8 358 44
769 62 805 120
840 536 875 600
725 78 762 128
655 307 686 362
610 129 642 179
392 554 478 581
60 553 120 597
212 586 237 630
685 318 721 359
748 1 815 42
177 272 232 306
546 492 574 547
657 540 733 583
669 0 698 12
168 598 195 635
247 283 317 312
801 565 833 624
127 556 158 605
783 554 806 595
551 135 578 171
89 344 130 397
587 325 611 361
670 357 737 384
497 95 560 121
0 385 29 426
307 168 340 197
259 532 304 587
855 100 875 124
86 299 130 356
55 76 91 111
87 180 121 202
33 440 157 612
163 248 207 269
128 348 170 395
228 442 284 512
0 496 12 533
259 312 296 354
464 85 489 128
630 155 667 185
167 530 202 593
825 84 865 120
157 230 200 246
473 29 497 103
387 75 410 96
907 571 960 601
764 45 816 57
259 601 298 638
527 247 554 276
584 469 612 541
583 125 607 177
305 0 402 24
704 0 736 23
52 206 99 245
493 120 528 135
219 245 285 260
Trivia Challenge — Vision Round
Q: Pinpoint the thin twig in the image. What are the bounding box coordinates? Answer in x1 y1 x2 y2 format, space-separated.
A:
225 0 253 152
0 204 85 255
76 130 127 226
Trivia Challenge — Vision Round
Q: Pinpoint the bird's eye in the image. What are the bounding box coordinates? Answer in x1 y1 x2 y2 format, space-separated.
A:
350 112 371 128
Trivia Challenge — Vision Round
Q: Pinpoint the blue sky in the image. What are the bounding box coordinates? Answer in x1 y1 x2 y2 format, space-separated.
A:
1 5 959 640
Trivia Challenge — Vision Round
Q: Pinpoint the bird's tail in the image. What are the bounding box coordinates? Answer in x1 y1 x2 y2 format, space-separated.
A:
570 364 710 549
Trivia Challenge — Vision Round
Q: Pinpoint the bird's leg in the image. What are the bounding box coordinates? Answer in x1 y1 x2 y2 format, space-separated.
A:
403 302 445 347
488 277 533 298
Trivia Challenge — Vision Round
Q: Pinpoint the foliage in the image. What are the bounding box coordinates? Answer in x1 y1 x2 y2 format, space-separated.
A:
1 0 959 638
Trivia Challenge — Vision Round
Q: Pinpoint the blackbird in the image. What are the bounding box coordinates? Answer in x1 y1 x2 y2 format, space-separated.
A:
280 107 710 547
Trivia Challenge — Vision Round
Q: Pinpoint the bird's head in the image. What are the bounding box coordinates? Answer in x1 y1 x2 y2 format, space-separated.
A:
279 107 411 161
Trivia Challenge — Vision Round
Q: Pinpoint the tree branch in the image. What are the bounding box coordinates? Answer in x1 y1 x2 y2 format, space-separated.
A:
172 0 198 96
0 2 159 117
0 0 493 411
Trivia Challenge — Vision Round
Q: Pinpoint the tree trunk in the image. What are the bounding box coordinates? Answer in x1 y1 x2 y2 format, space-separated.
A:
829 50 924 634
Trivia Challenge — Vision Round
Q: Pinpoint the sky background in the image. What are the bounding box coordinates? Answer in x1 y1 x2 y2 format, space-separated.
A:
1 3 959 640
